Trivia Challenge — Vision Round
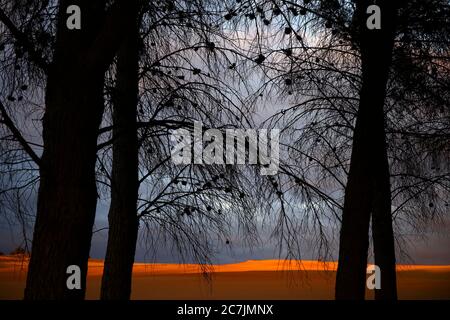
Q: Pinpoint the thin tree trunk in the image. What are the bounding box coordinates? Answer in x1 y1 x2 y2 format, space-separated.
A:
365 0 399 300
372 144 397 300
24 0 135 300
335 88 374 300
100 21 140 300
371 77 398 299
336 0 399 300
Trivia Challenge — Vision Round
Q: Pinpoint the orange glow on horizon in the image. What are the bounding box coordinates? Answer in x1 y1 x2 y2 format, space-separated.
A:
2 256 449 276
1 255 450 300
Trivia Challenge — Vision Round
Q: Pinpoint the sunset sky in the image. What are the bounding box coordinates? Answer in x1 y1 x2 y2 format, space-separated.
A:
1 198 449 265
1 255 449 300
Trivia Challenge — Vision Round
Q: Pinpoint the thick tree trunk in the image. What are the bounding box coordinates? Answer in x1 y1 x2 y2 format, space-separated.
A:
335 0 399 300
24 33 106 301
100 25 140 300
25 69 104 300
24 0 135 300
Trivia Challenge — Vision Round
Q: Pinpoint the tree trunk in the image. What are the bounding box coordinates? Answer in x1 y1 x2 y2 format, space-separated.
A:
335 0 399 300
335 87 375 300
24 28 105 301
24 0 135 300
100 23 140 300
372 144 397 300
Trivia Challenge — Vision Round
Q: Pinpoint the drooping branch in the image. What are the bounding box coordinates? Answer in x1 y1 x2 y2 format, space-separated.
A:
0 7 49 72
0 100 41 166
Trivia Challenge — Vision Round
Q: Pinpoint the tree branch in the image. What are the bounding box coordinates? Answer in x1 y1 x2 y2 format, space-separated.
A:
0 100 41 166
0 7 49 72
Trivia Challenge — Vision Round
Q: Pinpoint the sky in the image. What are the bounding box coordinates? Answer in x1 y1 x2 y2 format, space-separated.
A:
1 197 449 265
1 97 448 266
0 10 449 266
0 83 449 265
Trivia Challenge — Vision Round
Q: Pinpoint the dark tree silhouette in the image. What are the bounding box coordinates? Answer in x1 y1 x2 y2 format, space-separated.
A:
335 0 400 300
230 0 448 300
0 0 139 299
0 0 448 301
100 3 140 300
99 0 259 299
26 1 138 300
